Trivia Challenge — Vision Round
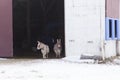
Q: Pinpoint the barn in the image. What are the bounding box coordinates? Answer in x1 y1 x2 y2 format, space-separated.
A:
0 0 120 60
65 0 120 60
0 0 65 58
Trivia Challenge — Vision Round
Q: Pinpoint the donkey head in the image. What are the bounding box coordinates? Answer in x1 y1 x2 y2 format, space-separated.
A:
56 39 61 48
57 39 61 43
37 41 42 50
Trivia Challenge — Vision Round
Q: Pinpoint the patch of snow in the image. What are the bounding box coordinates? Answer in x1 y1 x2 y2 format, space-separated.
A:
63 56 95 63
0 59 120 80
0 58 8 60
111 58 120 65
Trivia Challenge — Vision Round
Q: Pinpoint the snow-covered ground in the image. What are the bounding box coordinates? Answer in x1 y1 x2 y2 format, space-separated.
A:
0 58 120 80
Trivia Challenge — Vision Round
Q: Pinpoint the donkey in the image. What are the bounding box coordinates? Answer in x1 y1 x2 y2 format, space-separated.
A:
37 41 49 59
54 39 62 58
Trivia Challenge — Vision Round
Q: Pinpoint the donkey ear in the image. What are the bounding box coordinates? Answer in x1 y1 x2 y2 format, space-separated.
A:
37 41 40 43
57 39 61 43
57 39 58 42
52 39 54 43
59 39 61 42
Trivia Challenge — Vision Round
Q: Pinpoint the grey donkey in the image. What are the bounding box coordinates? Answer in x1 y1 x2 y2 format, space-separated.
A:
54 39 62 58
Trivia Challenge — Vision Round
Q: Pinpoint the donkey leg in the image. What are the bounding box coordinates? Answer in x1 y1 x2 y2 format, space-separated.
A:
54 50 58 58
46 53 48 58
56 52 58 58
58 50 61 58
43 53 46 59
56 54 57 58
58 53 60 58
57 53 60 58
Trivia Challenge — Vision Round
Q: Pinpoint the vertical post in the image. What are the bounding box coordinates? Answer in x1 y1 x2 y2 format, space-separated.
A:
100 0 105 61
116 0 120 56
27 0 31 47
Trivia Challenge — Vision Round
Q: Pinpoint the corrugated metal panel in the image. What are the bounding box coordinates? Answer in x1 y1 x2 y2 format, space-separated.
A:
106 0 119 18
0 0 13 57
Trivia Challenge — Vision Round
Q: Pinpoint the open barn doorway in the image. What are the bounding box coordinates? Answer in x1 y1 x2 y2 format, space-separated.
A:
13 0 65 58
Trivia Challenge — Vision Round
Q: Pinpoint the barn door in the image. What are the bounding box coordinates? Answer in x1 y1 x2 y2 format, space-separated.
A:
0 0 13 57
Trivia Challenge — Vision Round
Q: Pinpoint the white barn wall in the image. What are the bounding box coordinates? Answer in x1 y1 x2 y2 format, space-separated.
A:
65 0 105 57
104 41 116 58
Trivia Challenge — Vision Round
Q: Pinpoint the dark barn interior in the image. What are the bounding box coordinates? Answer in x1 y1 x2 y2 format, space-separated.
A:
13 0 65 58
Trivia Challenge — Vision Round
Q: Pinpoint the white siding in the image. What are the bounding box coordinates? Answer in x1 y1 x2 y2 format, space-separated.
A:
65 0 105 57
105 41 116 58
